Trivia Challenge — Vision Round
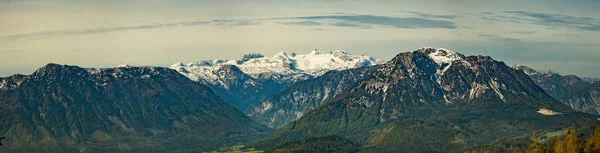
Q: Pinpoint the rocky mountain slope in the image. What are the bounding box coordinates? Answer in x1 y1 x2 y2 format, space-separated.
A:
0 64 272 152
171 50 383 111
248 47 572 128
583 77 600 83
514 65 600 114
247 67 376 128
254 47 599 152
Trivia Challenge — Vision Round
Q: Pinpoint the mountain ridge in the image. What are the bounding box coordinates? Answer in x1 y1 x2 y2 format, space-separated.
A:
513 65 600 114
0 63 272 152
170 50 384 111
249 47 570 128
253 47 595 152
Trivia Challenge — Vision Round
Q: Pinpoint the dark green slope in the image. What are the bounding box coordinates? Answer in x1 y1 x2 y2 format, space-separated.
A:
264 135 360 153
0 64 272 153
255 48 600 152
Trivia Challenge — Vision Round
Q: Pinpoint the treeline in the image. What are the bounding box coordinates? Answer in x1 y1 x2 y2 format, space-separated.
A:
264 135 360 153
509 123 600 153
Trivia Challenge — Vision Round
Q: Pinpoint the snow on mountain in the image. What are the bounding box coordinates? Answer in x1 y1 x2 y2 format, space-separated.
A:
171 49 384 86
170 49 384 111
512 64 540 75
422 47 464 65
512 64 562 76
417 47 468 103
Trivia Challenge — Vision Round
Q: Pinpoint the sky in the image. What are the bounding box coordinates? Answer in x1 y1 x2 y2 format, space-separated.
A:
1 0 599 77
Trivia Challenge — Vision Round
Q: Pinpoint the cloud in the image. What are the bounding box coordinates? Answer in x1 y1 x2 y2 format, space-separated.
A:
0 20 210 40
502 11 600 32
513 31 538 34
211 19 260 26
287 15 457 29
278 21 322 26
229 21 260 26
554 33 579 37
398 11 460 19
329 22 362 27
478 34 520 42
477 12 525 24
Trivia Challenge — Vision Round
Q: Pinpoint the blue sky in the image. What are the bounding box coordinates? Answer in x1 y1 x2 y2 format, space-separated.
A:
1 0 599 77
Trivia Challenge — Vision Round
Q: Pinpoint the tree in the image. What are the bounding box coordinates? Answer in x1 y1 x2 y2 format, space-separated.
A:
584 122 600 153
527 133 544 153
510 146 522 153
563 124 583 153
554 138 566 153
0 136 5 146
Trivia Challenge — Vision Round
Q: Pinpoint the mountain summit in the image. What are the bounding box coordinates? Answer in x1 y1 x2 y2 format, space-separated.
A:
0 64 271 152
171 50 384 110
249 47 571 128
254 47 595 152
513 65 600 114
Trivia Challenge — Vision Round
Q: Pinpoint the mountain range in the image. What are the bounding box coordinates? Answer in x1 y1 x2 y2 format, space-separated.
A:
0 64 271 152
1 47 599 152
170 50 383 111
252 48 600 152
513 65 600 114
249 49 600 129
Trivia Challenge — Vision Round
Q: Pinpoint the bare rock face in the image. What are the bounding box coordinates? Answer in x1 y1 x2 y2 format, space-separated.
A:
592 82 600 112
247 67 375 128
514 65 600 114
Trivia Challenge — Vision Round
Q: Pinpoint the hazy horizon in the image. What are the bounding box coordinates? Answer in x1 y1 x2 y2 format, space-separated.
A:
2 0 600 77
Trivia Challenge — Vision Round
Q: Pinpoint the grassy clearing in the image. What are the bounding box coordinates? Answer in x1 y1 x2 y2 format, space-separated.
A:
212 145 264 153
539 129 568 142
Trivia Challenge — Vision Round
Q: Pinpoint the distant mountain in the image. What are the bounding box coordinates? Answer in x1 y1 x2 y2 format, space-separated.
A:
513 65 600 114
171 50 384 111
583 77 600 83
0 74 26 91
247 67 375 128
0 64 272 152
254 47 599 152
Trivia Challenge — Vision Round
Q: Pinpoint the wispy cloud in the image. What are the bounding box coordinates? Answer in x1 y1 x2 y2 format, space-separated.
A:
285 15 457 29
278 21 322 26
0 20 211 40
501 11 600 32
329 22 362 27
398 11 460 19
478 12 525 24
513 31 538 34
478 34 520 42
212 19 261 26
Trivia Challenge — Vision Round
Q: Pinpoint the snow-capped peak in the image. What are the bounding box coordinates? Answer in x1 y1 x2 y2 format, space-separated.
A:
170 50 384 86
273 52 290 59
417 47 467 104
512 64 561 76
172 62 185 67
421 47 464 66
512 64 539 75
